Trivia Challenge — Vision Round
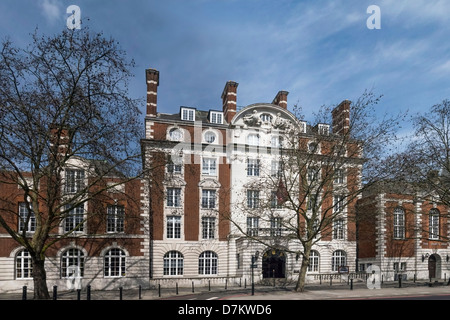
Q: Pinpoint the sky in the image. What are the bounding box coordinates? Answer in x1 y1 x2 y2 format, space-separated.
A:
0 0 449 143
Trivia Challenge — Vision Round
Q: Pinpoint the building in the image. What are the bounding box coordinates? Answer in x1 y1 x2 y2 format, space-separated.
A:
357 181 450 282
0 156 147 293
141 68 361 287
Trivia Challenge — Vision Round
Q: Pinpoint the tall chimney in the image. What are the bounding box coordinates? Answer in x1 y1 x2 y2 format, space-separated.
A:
272 91 289 109
332 100 351 136
146 68 159 117
222 81 239 123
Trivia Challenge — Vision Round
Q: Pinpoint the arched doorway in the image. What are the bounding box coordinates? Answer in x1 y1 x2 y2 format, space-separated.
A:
262 249 286 278
428 254 441 280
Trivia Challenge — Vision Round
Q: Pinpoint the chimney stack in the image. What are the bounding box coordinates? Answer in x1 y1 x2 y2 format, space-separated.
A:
332 100 351 136
222 81 239 123
146 68 160 117
272 91 289 109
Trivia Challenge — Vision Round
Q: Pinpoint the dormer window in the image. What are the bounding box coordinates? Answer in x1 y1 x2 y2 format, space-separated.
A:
260 113 273 123
318 124 330 135
181 107 195 121
209 111 223 124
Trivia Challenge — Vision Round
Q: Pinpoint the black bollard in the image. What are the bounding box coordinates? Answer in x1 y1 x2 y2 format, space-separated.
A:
87 285 91 300
77 289 81 300
350 279 353 290
139 285 142 299
192 281 194 293
22 286 27 300
53 285 57 300
119 287 123 300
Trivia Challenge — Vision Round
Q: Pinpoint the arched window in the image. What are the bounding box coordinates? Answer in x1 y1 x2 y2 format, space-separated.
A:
394 207 405 239
308 250 320 272
429 208 440 240
204 131 216 144
198 251 218 275
164 251 184 276
61 248 85 278
104 248 126 277
169 128 183 141
331 250 347 272
16 250 33 279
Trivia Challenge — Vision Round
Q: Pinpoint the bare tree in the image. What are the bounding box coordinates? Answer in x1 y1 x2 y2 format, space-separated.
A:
0 28 143 299
228 91 404 292
387 99 450 242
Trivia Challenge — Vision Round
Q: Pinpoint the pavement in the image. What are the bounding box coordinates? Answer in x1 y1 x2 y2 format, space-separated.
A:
2 279 450 300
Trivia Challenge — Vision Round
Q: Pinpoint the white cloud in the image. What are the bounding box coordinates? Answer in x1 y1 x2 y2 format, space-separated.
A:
39 0 62 24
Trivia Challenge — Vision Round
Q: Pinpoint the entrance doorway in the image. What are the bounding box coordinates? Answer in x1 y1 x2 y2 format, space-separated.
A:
428 254 441 280
262 249 286 278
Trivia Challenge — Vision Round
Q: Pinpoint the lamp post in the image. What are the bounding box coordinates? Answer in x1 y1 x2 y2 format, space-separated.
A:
251 251 259 296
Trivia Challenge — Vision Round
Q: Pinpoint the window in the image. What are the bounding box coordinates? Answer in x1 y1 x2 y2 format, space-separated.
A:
271 191 283 209
247 134 260 146
331 250 347 272
163 251 183 276
181 108 195 121
260 113 272 123
202 158 217 176
61 248 85 278
19 202 36 232
204 131 216 143
318 124 330 135
307 167 320 182
65 169 85 194
104 248 126 277
199 251 218 275
107 205 125 233
202 189 216 209
308 250 320 272
167 159 182 174
247 159 260 176
429 208 440 240
16 250 32 279
334 169 344 184
247 190 260 209
169 128 183 141
167 188 181 207
167 216 181 239
209 112 223 124
202 217 216 239
333 195 345 213
333 219 345 240
247 217 259 236
270 217 282 237
394 262 407 272
271 135 282 148
64 205 84 233
393 207 405 239
271 161 281 177
308 142 318 153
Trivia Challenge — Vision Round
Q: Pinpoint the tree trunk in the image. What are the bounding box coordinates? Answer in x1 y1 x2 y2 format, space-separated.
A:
32 257 50 300
295 246 312 292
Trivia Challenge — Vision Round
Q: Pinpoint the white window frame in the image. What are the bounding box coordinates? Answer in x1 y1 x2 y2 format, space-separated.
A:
107 205 125 233
19 202 36 233
202 158 217 176
164 251 184 276
65 169 85 194
247 158 260 176
393 207 405 239
199 251 218 275
247 190 260 209
429 208 440 240
331 250 347 272
247 216 259 236
167 215 181 239
104 248 126 278
247 134 260 146
308 250 320 272
16 250 33 279
64 205 85 233
201 189 216 209
166 188 182 207
209 112 223 124
201 216 216 239
61 248 85 278
181 108 195 121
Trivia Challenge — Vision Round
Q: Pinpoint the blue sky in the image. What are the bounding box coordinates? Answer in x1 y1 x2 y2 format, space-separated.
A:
0 0 449 140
